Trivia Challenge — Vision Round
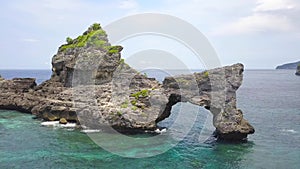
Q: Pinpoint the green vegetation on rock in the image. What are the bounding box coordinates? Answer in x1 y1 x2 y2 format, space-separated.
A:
66 37 73 44
121 101 129 108
106 46 122 55
204 71 209 78
130 100 137 106
117 111 123 117
119 58 125 64
92 23 101 30
131 106 138 111
131 89 149 99
59 23 115 52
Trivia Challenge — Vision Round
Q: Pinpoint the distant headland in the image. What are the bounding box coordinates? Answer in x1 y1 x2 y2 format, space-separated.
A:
276 61 300 70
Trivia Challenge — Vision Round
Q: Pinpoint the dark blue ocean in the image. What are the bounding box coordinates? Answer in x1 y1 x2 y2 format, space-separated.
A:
0 69 299 169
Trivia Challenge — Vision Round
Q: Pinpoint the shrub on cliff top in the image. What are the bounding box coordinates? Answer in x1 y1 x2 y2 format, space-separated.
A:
59 23 109 52
92 23 101 30
66 37 73 44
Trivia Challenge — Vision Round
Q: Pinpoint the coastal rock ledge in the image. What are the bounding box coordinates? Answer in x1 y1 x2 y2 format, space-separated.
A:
0 24 254 141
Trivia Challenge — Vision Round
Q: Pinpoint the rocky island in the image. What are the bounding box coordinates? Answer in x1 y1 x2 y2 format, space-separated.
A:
0 23 254 141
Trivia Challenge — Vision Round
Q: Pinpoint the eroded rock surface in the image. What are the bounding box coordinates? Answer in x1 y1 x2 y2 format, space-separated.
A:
0 23 254 141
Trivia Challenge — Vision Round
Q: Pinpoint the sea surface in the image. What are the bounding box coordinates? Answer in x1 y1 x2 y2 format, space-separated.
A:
0 69 299 169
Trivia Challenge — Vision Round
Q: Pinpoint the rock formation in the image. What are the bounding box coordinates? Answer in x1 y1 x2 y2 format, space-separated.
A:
0 23 254 141
296 64 300 76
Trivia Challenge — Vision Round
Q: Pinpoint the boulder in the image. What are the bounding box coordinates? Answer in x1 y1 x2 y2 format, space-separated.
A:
59 118 68 124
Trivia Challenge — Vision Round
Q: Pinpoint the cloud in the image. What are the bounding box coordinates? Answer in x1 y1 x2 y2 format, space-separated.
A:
254 0 296 12
213 13 294 36
119 0 138 9
20 38 40 42
212 0 299 36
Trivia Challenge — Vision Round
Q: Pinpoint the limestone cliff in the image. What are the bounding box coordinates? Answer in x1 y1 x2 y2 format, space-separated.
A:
0 23 254 141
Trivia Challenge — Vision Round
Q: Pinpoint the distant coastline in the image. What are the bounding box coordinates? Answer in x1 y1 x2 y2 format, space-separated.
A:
276 61 300 69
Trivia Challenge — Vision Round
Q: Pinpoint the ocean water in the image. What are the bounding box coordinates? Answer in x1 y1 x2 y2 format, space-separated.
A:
0 69 299 169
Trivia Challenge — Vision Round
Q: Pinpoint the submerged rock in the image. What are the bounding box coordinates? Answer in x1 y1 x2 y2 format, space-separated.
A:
0 23 254 141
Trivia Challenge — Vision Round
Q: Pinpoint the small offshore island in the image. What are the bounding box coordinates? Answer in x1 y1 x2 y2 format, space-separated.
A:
0 23 254 141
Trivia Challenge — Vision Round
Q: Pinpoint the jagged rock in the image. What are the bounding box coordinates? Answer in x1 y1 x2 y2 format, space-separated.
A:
0 23 254 141
51 23 122 87
296 64 300 76
0 78 37 113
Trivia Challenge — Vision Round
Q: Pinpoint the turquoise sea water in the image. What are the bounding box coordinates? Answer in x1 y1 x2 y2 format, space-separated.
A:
0 70 299 169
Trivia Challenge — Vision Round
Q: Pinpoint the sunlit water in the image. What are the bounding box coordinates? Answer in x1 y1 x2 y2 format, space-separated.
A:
0 69 299 169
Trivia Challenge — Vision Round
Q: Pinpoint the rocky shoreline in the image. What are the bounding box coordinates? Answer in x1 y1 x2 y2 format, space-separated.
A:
0 23 254 141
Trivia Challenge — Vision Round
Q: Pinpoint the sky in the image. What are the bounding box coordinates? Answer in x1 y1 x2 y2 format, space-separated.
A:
0 0 299 69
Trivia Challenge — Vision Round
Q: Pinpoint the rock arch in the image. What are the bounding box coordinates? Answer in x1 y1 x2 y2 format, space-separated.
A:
156 63 254 141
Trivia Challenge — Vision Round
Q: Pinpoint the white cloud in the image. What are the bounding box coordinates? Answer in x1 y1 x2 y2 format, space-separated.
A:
212 0 299 36
254 0 296 12
119 0 138 9
213 13 294 36
20 38 40 42
41 0 84 10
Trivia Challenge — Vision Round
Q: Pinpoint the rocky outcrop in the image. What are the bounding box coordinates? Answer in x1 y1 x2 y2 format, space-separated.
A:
0 23 254 141
0 78 37 113
296 64 300 76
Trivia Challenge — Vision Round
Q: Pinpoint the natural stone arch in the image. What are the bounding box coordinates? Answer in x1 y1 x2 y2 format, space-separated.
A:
155 63 255 141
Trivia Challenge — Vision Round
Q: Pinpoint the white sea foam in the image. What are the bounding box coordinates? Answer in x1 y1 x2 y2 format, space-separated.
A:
154 128 167 134
81 129 101 133
41 121 76 128
61 123 76 128
281 129 297 133
41 121 59 126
